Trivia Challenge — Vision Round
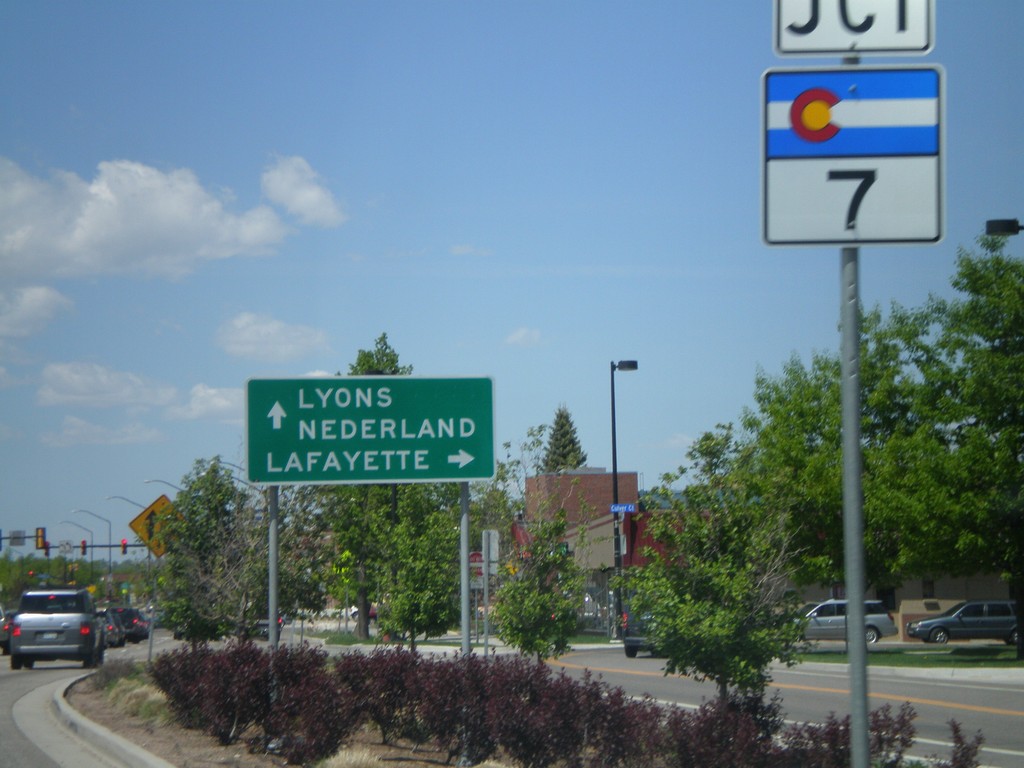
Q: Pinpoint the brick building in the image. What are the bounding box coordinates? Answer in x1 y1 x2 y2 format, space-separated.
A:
519 468 647 633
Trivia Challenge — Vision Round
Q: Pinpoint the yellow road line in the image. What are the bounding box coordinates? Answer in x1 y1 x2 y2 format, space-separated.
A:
551 655 1024 719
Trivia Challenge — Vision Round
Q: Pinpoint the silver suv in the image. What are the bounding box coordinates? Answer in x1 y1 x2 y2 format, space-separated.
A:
10 588 104 669
802 599 898 644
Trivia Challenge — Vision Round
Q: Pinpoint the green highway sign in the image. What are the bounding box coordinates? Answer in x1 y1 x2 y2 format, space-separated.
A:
246 377 495 485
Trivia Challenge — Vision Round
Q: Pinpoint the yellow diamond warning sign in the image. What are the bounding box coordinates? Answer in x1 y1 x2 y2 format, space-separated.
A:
130 494 175 558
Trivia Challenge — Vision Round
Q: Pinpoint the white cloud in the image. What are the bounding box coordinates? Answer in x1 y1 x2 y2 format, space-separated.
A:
0 157 288 280
216 312 329 362
505 327 542 347
40 415 162 447
37 362 177 408
0 286 73 338
450 244 493 257
167 383 243 421
261 155 345 227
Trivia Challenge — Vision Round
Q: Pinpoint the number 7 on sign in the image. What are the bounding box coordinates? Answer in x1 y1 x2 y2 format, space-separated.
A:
827 169 876 230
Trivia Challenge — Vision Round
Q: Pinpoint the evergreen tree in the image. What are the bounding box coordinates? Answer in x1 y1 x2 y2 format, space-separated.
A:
541 405 588 472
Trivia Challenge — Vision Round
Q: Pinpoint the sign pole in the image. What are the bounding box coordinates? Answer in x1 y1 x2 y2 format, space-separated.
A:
460 482 471 655
841 245 869 768
483 532 491 659
268 485 280 649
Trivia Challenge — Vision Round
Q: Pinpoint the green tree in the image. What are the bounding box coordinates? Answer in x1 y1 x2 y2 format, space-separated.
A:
159 458 266 641
541 405 587 472
492 508 584 660
275 485 335 621
319 332 413 639
346 331 413 377
324 331 466 646
741 238 1024 656
377 483 461 648
630 426 805 701
742 307 929 593
923 238 1024 657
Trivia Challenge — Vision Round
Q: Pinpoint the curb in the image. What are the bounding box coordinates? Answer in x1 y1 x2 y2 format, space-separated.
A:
52 675 176 768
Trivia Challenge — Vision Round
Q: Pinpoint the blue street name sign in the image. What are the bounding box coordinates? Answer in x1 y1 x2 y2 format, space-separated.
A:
610 503 636 515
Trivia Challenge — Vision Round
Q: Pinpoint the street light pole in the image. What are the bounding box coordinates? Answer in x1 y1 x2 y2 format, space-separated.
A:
74 509 112 598
610 359 638 639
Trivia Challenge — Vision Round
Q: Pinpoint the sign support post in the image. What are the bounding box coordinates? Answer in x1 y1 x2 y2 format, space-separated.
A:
460 482 471 656
268 485 280 650
841 244 869 768
767 5 941 765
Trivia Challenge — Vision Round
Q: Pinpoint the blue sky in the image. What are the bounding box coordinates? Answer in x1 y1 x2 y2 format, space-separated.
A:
1 2 1021 560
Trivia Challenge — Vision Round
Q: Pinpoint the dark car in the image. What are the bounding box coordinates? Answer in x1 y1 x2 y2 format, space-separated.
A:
254 615 285 639
623 608 656 658
906 600 1018 645
0 606 10 655
99 608 127 648
110 606 150 643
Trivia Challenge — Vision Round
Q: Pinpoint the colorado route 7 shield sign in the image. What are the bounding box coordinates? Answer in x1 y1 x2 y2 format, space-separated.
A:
246 377 495 484
763 65 943 245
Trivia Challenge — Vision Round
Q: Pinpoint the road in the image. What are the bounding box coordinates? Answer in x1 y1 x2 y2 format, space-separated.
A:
552 646 1024 768
0 637 163 768
0 661 107 768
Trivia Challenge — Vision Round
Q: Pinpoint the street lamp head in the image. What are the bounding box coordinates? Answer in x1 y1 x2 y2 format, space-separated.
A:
613 360 638 372
985 218 1022 236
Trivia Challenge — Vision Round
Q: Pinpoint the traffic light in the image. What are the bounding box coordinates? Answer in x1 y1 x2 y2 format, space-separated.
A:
35 526 46 549
81 539 88 556
121 538 128 555
0 528 3 553
44 540 50 557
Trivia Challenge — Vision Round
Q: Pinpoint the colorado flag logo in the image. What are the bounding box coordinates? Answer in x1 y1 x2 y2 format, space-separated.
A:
766 68 940 159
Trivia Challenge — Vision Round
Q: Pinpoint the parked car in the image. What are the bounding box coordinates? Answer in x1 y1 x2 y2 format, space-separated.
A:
906 600 1018 645
99 608 127 648
801 599 898 644
109 606 150 643
0 606 10 655
9 588 104 669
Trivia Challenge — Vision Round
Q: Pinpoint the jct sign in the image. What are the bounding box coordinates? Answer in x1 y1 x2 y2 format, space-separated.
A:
775 0 934 56
246 377 495 485
762 65 943 245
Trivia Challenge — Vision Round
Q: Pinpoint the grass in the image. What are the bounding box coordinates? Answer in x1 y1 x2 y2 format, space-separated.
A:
798 642 1023 668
